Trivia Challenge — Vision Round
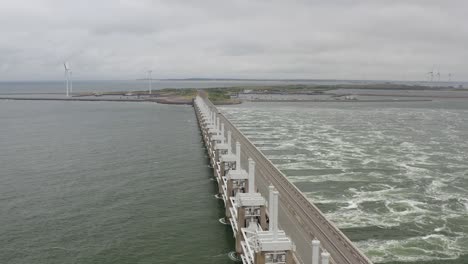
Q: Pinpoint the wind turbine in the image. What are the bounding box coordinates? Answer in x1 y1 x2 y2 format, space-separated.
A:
448 73 452 82
69 70 73 95
147 70 152 94
63 62 70 97
427 70 434 82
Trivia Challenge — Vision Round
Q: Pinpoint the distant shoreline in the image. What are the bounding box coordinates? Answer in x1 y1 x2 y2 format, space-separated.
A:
2 81 468 105
0 96 436 104
249 99 433 103
0 96 193 105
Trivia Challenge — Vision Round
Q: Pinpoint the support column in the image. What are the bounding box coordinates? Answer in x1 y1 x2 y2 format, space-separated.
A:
268 185 275 230
321 252 330 264
235 142 241 170
312 240 320 264
218 176 224 195
255 252 265 264
227 130 232 154
220 162 226 177
286 251 294 264
236 207 246 253
260 206 267 230
225 180 233 218
214 150 220 176
272 191 279 240
247 158 255 193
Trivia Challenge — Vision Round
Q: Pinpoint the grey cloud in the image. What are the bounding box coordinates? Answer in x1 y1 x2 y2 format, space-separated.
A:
91 23 160 36
0 0 467 81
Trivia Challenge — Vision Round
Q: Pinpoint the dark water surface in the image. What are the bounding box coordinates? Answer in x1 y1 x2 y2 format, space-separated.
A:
220 100 468 264
0 100 234 264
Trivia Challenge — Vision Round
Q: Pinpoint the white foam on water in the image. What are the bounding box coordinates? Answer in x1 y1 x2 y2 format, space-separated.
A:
343 199 359 209
218 218 230 225
221 104 468 263
304 181 459 229
464 200 468 211
228 251 242 262
288 174 352 183
49 247 76 252
434 222 447 232
356 233 467 263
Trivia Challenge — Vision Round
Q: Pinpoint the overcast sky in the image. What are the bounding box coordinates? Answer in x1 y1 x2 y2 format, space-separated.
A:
0 0 467 81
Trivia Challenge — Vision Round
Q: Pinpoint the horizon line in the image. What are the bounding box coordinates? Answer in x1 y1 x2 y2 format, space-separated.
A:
0 78 466 83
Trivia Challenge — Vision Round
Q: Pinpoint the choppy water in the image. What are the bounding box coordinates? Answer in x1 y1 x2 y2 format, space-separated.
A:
220 100 468 264
0 100 235 264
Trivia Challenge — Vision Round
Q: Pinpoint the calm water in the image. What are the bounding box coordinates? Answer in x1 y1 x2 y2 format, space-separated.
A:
220 100 468 264
0 100 235 264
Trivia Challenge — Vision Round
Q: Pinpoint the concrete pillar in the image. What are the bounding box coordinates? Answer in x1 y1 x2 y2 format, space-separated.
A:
221 123 225 143
286 251 294 264
272 191 279 240
209 139 215 159
227 130 232 154
260 206 267 230
237 207 246 229
213 112 216 126
255 252 265 264
235 141 241 170
236 207 246 253
227 180 233 199
220 161 226 177
208 141 213 165
225 181 233 218
268 185 275 230
214 150 220 177
321 252 330 264
218 177 224 195
203 127 209 145
247 158 255 193
312 240 320 264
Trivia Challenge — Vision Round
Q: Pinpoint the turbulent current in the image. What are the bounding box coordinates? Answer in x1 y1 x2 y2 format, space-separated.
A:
220 100 468 264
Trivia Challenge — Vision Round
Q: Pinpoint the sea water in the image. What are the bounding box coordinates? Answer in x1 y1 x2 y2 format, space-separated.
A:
220 100 468 264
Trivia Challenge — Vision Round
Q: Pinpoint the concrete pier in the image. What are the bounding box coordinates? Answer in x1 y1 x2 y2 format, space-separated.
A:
194 94 373 264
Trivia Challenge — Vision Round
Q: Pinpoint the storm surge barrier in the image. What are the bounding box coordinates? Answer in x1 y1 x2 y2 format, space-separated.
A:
193 94 372 264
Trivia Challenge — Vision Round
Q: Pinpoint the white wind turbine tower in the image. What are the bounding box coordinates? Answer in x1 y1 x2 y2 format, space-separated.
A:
69 70 73 95
63 62 70 97
147 70 152 94
427 70 434 83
